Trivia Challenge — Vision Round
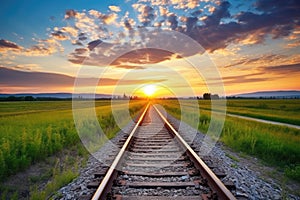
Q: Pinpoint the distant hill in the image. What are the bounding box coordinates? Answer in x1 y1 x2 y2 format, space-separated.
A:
0 93 112 99
230 90 300 98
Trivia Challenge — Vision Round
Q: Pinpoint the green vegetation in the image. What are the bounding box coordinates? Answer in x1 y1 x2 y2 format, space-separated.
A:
171 99 300 125
196 99 300 126
0 100 146 182
30 155 80 200
158 99 300 182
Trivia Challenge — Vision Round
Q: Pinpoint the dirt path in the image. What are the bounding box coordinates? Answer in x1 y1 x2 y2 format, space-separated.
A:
225 113 300 129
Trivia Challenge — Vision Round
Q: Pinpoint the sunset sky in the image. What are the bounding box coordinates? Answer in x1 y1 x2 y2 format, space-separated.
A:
0 0 299 97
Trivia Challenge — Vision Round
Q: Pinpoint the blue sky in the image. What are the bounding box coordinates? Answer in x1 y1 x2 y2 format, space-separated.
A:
0 0 299 96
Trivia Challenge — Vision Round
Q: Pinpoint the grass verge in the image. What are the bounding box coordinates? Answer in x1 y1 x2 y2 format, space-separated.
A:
159 100 300 183
0 100 146 199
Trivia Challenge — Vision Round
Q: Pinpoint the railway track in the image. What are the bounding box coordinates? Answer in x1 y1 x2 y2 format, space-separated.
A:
87 103 237 200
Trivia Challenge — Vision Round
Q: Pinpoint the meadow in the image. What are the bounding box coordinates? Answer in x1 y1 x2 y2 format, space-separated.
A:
158 99 300 182
0 100 146 182
196 99 300 125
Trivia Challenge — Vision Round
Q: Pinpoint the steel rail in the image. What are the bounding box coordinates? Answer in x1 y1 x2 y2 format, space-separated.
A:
91 103 150 200
153 105 236 200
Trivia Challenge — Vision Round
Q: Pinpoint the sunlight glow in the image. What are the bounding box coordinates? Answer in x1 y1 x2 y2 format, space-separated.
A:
143 85 156 97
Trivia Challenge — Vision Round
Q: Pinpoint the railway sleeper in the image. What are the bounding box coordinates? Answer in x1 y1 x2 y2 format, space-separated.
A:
113 195 206 200
122 171 189 177
126 155 187 161
130 145 179 149
117 180 202 189
124 162 191 168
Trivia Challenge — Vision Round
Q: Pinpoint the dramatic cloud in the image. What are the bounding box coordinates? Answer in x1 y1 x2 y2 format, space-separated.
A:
44 0 297 69
67 29 203 68
178 0 299 51
2 0 300 80
69 45 174 68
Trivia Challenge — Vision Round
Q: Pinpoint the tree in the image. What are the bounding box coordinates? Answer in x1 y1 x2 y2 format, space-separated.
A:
203 93 211 100
24 96 35 101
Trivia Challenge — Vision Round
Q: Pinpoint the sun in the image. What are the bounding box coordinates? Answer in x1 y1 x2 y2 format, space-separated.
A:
143 85 156 97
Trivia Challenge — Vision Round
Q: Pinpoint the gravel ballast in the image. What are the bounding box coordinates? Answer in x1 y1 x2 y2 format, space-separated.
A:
55 110 300 200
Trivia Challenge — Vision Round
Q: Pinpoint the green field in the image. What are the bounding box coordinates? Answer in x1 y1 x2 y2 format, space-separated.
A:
1 98 299 198
0 100 146 182
196 99 300 125
157 99 300 182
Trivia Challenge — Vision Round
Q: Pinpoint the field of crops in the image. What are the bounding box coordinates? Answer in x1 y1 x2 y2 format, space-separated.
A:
0 100 146 182
158 99 300 182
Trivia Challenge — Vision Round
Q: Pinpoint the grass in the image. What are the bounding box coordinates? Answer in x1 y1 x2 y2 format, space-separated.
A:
158 99 300 182
172 99 300 126
0 100 146 198
30 156 79 200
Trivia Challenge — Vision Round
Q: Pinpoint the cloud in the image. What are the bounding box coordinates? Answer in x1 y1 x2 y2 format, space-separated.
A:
22 38 63 56
218 62 300 85
100 13 118 25
260 63 300 75
203 72 269 86
0 37 63 56
109 5 121 12
5 0 299 70
65 9 77 19
286 39 300 48
133 4 156 26
223 54 288 68
51 30 69 40
0 67 165 88
111 48 175 65
113 65 145 70
0 67 76 87
87 39 104 50
67 29 204 68
178 0 300 52
69 41 175 68
167 13 178 30
223 74 269 85
61 26 79 38
0 39 21 49
0 39 22 53
74 48 88 54
12 64 40 71
59 1 298 65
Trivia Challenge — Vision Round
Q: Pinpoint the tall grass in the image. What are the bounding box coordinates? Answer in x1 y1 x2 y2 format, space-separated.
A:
159 100 300 182
0 100 146 182
30 156 79 200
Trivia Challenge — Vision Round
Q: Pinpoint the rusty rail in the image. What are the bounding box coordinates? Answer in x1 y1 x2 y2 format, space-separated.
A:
91 103 150 200
153 105 236 200
92 103 236 200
